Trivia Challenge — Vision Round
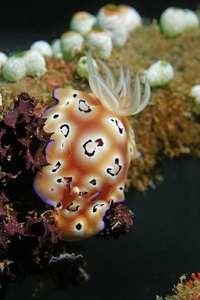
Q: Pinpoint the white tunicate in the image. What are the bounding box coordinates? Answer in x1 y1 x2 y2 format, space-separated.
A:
23 50 46 77
77 55 98 79
96 5 129 47
61 31 84 60
119 5 142 32
70 11 96 35
110 28 129 48
77 56 89 79
190 85 200 112
160 7 199 38
84 30 113 59
2 56 26 82
145 60 174 87
0 52 8 67
190 85 200 102
51 39 63 58
30 40 52 56
2 50 46 82
97 5 124 33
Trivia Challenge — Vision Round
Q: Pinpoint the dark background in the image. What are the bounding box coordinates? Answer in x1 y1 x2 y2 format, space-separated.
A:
1 1 200 299
0 0 199 53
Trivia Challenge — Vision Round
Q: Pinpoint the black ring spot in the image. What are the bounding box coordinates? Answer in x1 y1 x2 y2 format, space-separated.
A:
106 158 122 176
53 114 59 119
76 223 82 230
78 99 91 113
52 161 61 172
60 124 70 138
56 202 62 208
90 179 97 185
93 203 104 213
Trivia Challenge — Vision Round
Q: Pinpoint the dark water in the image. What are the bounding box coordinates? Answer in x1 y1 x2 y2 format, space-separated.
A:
0 0 199 53
1 1 200 299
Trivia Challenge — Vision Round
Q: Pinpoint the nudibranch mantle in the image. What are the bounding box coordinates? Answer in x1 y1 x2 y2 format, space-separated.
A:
34 55 150 241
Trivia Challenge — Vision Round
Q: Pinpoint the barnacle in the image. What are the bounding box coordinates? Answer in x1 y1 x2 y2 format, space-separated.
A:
86 53 150 116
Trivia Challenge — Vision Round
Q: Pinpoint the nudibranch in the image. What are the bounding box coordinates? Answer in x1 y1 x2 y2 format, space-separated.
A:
34 54 150 241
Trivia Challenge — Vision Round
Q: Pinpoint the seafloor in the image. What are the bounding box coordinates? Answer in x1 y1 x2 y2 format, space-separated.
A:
0 21 200 192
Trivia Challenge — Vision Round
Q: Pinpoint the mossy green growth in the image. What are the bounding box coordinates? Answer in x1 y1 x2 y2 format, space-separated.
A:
81 57 87 64
14 51 27 58
161 61 168 67
105 3 117 10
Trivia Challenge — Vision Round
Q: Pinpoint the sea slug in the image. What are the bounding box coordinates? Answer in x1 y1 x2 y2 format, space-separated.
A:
33 54 150 241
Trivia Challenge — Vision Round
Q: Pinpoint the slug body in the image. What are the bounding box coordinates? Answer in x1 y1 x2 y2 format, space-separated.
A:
34 54 150 241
